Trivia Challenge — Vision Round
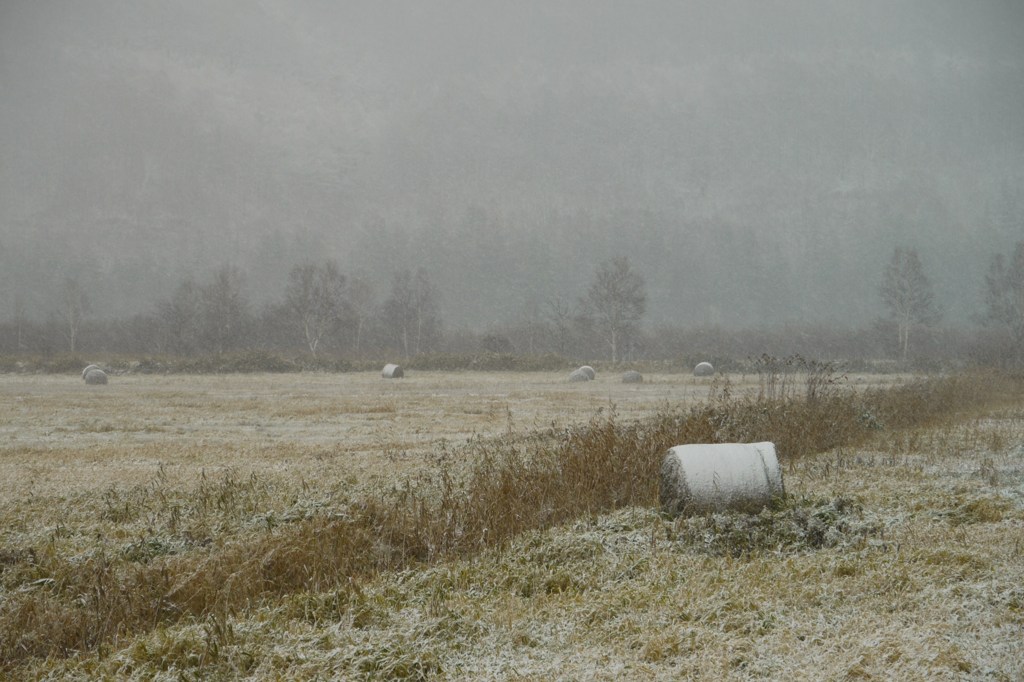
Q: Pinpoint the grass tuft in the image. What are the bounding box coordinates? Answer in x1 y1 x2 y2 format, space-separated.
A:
669 496 884 557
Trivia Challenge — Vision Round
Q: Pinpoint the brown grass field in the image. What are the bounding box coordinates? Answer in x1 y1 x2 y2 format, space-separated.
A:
1 369 1022 680
0 371 749 497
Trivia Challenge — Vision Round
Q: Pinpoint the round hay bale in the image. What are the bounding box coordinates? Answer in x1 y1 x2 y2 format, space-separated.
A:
660 442 784 516
382 363 404 379
82 364 100 380
568 368 591 382
622 370 643 384
579 365 596 380
84 368 108 385
693 361 714 377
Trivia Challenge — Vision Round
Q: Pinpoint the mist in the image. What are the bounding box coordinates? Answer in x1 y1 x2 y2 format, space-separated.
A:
2 0 1023 338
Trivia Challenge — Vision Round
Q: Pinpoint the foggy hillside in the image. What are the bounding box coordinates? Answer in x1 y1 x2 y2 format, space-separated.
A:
2 0 1022 329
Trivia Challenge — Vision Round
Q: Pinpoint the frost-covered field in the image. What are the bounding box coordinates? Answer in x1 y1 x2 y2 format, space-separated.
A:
1 371 1021 680
0 371 913 505
1 371 735 497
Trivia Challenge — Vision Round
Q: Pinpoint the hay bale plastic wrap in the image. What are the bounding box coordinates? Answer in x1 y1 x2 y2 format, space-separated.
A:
693 362 714 377
660 442 784 516
568 368 591 382
579 365 596 380
622 370 643 384
381 363 404 379
84 368 108 385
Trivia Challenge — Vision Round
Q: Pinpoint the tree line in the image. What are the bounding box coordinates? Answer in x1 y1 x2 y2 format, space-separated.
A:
1 257 643 362
878 241 1024 366
2 242 1023 367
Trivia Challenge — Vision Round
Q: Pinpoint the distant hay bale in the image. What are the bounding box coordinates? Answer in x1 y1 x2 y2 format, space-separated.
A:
82 364 100 379
622 370 643 383
660 442 784 516
568 368 591 382
382 363 404 379
579 365 596 380
83 368 108 385
693 361 714 377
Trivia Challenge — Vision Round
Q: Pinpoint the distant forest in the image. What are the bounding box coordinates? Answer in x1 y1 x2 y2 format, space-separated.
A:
1 1 1023 350
2 241 1022 370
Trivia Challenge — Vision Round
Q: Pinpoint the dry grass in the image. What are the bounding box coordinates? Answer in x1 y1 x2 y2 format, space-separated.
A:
1 369 1021 679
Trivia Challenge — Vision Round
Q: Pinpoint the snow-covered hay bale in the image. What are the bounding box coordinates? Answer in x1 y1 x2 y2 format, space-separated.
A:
83 368 108 385
568 368 592 382
381 363 404 379
82 364 100 379
660 442 784 516
622 370 643 384
693 361 714 377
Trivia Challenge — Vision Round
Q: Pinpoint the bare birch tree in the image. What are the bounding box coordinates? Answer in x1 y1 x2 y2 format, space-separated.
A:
585 256 647 363
284 260 347 355
879 247 939 361
383 268 441 358
60 277 90 353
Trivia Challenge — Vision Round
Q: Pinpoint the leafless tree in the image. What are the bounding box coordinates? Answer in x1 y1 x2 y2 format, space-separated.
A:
158 278 202 355
284 260 347 355
585 256 647 363
984 240 1024 362
13 293 28 351
383 268 441 358
347 272 376 355
544 296 575 356
59 277 90 353
879 247 939 361
513 296 544 356
199 265 249 354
